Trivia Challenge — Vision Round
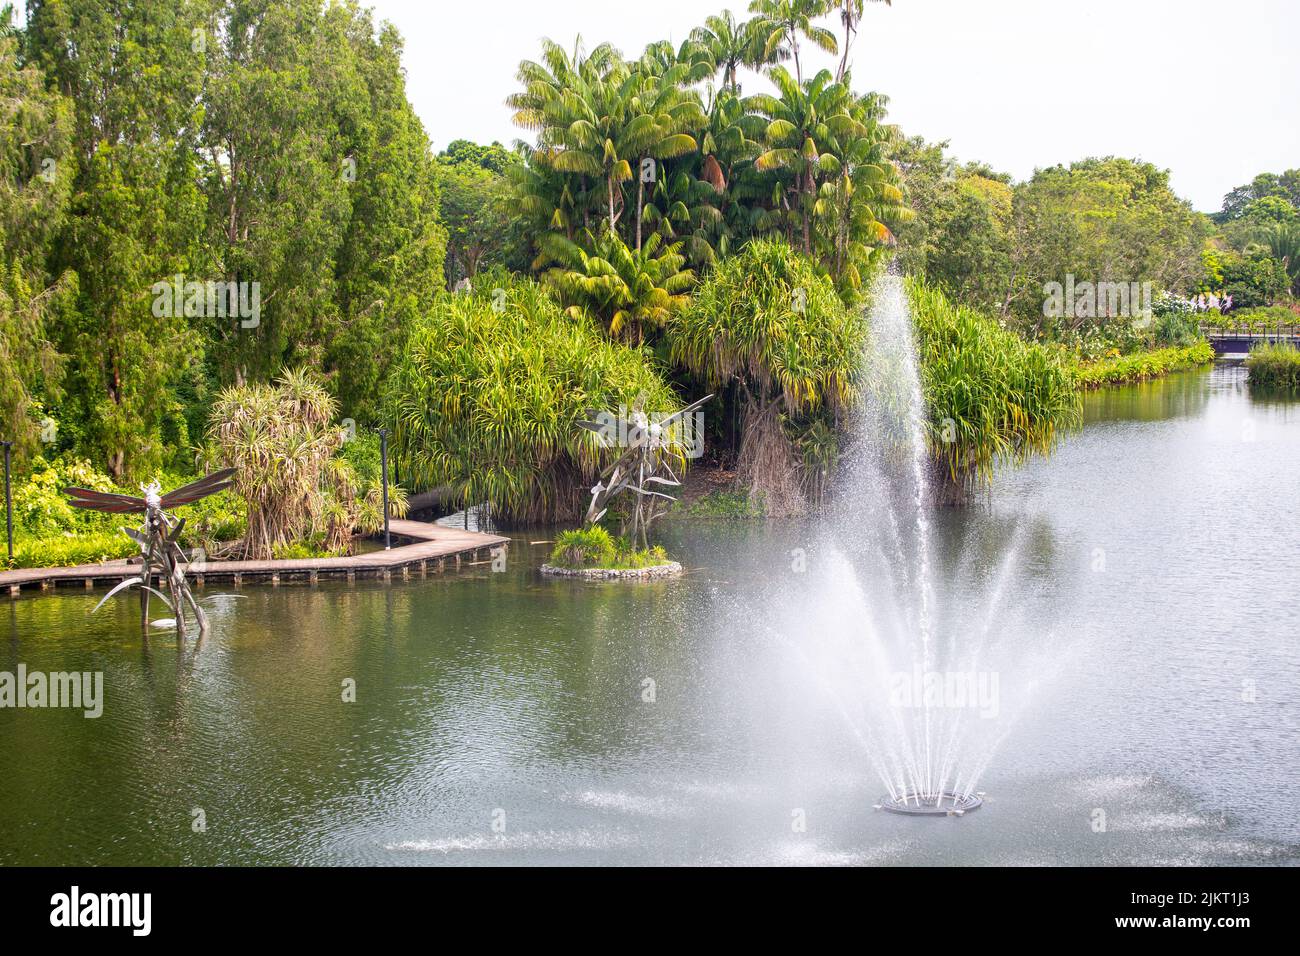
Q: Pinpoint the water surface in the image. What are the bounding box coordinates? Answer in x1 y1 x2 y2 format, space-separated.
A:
1 365 1297 865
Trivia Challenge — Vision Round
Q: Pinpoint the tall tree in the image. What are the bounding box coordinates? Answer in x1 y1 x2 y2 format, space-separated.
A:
832 0 891 82
27 0 209 479
747 0 837 84
0 25 75 462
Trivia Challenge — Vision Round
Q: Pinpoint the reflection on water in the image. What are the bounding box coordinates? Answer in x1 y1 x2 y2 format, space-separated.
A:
1 364 1298 865
1083 367 1212 423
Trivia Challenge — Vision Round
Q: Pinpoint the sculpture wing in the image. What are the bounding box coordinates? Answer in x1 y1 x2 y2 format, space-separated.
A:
65 489 147 513
160 468 236 508
657 393 713 428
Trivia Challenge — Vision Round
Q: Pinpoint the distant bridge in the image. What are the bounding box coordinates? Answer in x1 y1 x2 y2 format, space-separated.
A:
1200 324 1300 357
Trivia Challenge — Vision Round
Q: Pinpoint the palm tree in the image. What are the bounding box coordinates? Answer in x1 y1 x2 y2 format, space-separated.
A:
508 38 702 245
543 230 695 343
691 10 761 89
748 66 862 254
507 39 632 235
624 45 709 250
813 90 909 291
642 168 726 266
747 0 838 84
833 0 892 82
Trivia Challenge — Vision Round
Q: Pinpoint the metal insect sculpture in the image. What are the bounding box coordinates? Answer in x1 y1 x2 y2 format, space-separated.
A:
578 394 712 550
65 468 236 639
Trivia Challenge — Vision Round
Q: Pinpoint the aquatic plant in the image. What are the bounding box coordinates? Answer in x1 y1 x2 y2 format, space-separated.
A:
1245 342 1300 390
907 278 1081 504
1074 341 1214 389
549 526 669 570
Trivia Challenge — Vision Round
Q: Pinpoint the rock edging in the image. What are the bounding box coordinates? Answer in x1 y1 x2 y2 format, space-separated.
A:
539 562 683 580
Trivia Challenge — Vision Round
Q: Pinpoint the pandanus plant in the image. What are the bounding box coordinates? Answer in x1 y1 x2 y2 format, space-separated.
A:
388 277 682 524
670 238 864 516
907 278 1081 505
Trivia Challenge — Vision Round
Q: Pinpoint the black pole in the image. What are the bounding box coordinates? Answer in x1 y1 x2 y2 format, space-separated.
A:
2 441 11 562
378 428 391 550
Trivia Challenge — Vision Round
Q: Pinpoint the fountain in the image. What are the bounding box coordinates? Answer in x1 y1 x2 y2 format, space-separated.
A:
762 273 1056 818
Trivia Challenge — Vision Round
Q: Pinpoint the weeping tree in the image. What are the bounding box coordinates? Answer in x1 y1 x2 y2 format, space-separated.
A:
671 238 864 515
388 276 681 523
908 278 1081 506
209 368 405 559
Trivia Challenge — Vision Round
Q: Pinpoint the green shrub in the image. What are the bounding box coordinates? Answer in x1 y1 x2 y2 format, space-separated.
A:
1246 343 1300 390
1200 305 1297 330
10 532 136 570
271 540 339 560
389 277 679 523
909 278 1081 503
548 526 669 569
12 457 118 537
1075 341 1215 388
549 527 617 568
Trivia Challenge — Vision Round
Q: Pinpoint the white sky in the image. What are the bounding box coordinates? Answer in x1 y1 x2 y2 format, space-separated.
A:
369 0 1299 212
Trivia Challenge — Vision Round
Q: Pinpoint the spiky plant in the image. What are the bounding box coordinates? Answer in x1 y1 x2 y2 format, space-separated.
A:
907 278 1081 505
388 277 681 522
670 238 864 514
210 369 404 558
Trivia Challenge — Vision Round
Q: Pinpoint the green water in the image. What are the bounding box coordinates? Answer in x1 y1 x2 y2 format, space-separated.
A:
2 364 1298 865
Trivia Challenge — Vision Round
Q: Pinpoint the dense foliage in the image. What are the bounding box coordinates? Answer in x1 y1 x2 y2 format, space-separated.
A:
671 238 865 513
909 279 1081 504
506 5 907 308
388 278 680 523
6 0 447 478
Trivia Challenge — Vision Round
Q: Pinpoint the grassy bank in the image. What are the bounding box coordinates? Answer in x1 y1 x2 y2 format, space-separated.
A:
1074 341 1215 389
1245 343 1300 389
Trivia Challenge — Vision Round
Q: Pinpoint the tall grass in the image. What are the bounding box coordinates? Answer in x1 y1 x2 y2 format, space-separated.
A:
1245 342 1300 390
908 278 1081 504
388 277 679 523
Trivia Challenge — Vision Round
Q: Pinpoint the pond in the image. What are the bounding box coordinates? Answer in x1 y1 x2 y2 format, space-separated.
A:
2 364 1298 865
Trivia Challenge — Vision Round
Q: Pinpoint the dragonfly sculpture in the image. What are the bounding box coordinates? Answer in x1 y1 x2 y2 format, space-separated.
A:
65 468 236 639
577 394 712 550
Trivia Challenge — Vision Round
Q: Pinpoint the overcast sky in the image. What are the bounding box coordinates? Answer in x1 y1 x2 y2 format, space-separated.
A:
367 0 1298 212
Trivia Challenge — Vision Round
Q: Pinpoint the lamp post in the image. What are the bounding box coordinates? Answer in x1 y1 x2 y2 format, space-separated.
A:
1 441 12 562
377 428 391 550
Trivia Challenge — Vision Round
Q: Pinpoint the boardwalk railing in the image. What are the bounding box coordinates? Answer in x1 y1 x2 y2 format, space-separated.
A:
1200 323 1300 340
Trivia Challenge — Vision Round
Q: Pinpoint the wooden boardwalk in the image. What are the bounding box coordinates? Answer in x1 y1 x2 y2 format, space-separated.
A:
1 519 509 596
